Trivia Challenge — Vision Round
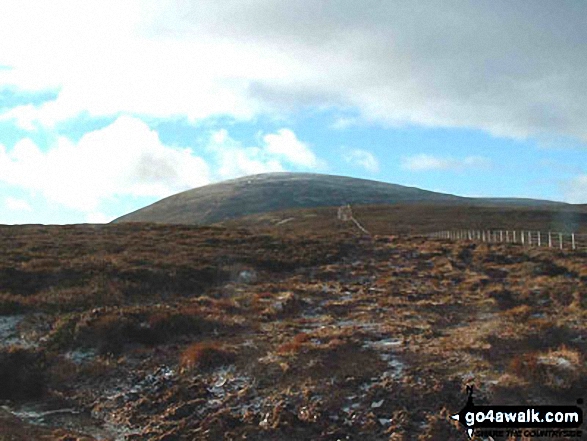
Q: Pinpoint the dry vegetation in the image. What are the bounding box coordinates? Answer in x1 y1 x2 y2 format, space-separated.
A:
0 222 585 440
219 203 587 236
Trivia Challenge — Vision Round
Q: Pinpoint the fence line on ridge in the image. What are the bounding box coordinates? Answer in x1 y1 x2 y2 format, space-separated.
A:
427 229 586 251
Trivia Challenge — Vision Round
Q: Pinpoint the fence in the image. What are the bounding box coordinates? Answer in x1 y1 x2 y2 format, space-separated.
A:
428 229 587 251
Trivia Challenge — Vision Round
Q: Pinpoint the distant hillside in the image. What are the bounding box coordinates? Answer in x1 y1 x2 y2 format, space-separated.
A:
217 203 587 235
112 172 569 225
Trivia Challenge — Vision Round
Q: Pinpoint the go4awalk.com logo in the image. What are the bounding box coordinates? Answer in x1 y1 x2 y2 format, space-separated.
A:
451 386 583 439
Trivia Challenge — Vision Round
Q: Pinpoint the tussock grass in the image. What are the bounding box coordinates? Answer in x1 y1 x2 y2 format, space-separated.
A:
180 342 235 371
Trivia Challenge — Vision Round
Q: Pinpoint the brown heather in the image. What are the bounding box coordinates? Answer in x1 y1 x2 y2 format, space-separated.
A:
180 341 236 372
0 219 584 439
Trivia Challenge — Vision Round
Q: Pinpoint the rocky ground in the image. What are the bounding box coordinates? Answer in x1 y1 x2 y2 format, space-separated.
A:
0 224 585 440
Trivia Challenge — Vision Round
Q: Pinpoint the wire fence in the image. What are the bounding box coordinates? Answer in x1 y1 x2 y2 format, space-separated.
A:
428 229 587 251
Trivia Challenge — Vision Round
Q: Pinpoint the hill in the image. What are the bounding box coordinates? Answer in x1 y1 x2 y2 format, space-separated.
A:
218 203 587 235
112 172 569 226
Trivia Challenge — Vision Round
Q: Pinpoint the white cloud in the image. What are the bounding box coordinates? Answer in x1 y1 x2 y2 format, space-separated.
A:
208 129 283 179
207 127 318 180
401 154 491 172
263 129 317 168
330 117 359 130
0 2 260 127
0 105 39 131
4 196 32 212
85 212 115 223
343 149 379 172
0 116 210 212
0 1 586 143
561 175 587 204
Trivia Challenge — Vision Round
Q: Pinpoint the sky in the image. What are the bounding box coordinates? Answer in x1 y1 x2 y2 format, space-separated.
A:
0 0 586 224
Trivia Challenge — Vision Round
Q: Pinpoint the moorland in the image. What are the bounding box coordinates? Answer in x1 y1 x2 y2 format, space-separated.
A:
0 216 585 440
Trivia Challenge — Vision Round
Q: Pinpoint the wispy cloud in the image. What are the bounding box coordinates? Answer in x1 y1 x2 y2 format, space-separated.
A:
330 117 359 130
539 159 584 175
560 175 587 204
401 154 491 172
4 196 32 212
85 212 115 224
343 148 379 172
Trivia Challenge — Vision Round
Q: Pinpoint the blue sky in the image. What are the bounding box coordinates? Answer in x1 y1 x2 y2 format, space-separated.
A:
1 1 586 224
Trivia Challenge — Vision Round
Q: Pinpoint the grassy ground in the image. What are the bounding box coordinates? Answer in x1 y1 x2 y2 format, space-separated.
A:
0 223 585 440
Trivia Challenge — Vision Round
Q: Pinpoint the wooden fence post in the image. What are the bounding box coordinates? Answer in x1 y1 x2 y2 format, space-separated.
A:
559 233 563 250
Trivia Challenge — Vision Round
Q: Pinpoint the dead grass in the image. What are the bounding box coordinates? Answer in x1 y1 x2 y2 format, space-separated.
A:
180 341 235 371
276 332 311 355
0 224 361 315
508 346 585 393
46 305 225 355
0 223 585 438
